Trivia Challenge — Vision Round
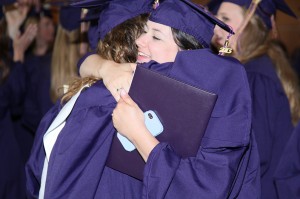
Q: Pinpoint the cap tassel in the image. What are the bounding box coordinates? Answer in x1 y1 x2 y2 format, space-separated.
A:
219 30 233 55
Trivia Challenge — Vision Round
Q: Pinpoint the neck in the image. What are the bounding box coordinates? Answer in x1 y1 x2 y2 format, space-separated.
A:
34 39 49 56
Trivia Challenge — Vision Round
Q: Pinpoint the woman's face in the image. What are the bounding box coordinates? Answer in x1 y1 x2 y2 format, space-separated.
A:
135 20 179 64
37 16 55 44
212 2 245 48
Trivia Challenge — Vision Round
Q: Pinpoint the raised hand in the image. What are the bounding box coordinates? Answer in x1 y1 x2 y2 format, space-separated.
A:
5 3 30 39
13 23 38 62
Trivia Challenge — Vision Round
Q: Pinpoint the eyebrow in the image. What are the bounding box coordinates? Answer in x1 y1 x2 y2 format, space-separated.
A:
152 28 167 37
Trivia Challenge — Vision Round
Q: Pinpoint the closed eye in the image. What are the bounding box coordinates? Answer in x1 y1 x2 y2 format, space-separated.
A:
221 16 230 22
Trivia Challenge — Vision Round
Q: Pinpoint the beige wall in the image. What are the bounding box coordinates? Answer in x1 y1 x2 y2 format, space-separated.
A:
194 0 300 55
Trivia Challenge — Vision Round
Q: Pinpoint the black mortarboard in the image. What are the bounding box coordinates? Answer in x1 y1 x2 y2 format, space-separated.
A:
149 0 234 48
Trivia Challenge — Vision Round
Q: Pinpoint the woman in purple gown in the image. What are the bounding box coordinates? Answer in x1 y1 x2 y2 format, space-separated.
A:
208 0 300 198
26 0 260 198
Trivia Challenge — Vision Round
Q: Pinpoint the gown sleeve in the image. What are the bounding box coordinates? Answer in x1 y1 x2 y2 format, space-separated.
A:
25 83 117 199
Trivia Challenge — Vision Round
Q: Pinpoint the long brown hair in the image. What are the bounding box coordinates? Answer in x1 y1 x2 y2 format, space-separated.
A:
61 14 148 103
235 13 300 125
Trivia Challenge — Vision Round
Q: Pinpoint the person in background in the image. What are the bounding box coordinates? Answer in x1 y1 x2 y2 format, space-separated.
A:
208 0 299 198
0 4 80 164
0 2 37 198
28 0 259 198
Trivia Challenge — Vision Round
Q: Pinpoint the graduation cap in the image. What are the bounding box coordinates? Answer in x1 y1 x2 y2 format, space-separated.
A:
59 6 81 31
97 0 153 40
207 0 297 29
27 5 53 19
0 0 16 5
70 0 109 8
68 0 109 49
149 0 234 48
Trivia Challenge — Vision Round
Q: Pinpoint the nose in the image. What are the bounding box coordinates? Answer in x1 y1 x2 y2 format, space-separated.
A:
213 25 222 37
136 33 147 49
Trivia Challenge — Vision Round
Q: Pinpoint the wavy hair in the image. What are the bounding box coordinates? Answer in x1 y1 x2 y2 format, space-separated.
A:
61 14 148 103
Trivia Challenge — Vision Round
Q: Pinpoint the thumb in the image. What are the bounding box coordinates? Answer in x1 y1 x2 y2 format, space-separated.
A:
119 89 134 105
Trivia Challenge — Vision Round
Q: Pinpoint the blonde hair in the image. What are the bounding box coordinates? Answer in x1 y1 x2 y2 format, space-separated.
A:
61 14 148 103
50 25 81 102
235 12 300 125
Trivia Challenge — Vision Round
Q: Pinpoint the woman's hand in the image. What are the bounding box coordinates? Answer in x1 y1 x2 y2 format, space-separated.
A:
13 24 37 62
5 3 30 40
79 54 137 101
112 89 159 161
101 62 136 101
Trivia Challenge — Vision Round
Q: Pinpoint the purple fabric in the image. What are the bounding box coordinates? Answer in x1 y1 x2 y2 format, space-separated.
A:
150 0 233 48
26 49 260 198
274 121 300 199
98 0 152 40
0 53 54 197
207 0 296 29
59 6 81 31
244 55 294 199
21 53 53 134
0 110 27 198
70 0 109 8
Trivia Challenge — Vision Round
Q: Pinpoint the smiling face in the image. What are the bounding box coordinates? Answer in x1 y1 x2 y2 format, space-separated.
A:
135 20 180 64
212 2 245 49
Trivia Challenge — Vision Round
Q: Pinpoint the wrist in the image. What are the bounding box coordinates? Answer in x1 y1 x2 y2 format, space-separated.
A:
131 127 159 161
13 51 24 62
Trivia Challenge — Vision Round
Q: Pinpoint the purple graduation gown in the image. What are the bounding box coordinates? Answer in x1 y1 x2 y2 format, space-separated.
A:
0 110 27 199
274 121 300 199
0 53 52 198
0 53 53 161
26 49 260 198
244 55 294 199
